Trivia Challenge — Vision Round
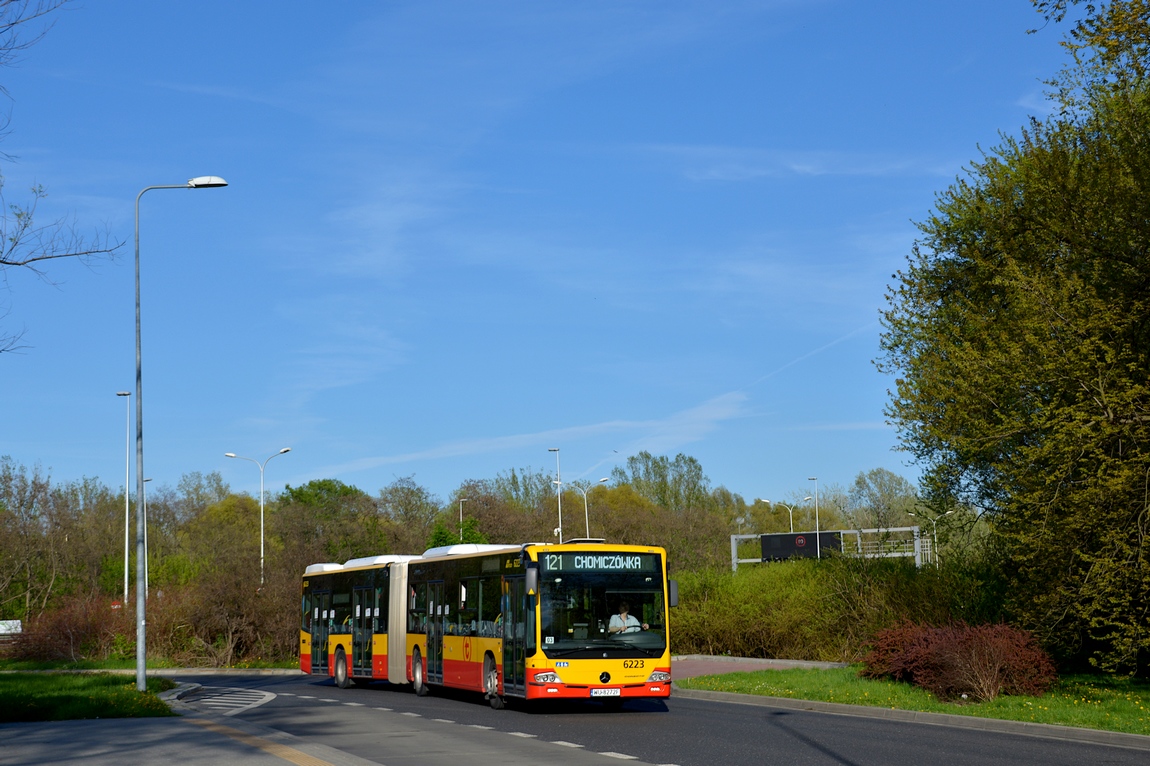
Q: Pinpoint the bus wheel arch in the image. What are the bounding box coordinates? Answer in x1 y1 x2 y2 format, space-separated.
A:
483 652 503 710
412 647 428 696
334 647 352 689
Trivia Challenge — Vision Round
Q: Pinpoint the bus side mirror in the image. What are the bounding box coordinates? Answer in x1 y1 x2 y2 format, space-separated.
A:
668 579 679 608
525 566 538 596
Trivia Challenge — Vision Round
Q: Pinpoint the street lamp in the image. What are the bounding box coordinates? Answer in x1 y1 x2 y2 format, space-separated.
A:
116 391 130 606
225 448 291 586
134 175 228 692
459 498 469 542
574 478 608 538
779 502 799 534
143 477 152 599
548 448 562 543
808 477 820 559
907 509 954 565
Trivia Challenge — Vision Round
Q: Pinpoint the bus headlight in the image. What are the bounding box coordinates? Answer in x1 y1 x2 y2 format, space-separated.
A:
646 671 671 683
533 671 563 684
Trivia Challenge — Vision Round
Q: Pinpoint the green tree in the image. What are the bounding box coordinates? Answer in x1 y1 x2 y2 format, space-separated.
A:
879 22 1150 669
426 517 488 549
847 468 920 530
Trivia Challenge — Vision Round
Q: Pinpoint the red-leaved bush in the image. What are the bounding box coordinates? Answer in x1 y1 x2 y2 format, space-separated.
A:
861 621 1056 701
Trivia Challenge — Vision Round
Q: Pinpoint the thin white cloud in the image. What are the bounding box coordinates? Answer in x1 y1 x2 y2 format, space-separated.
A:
315 392 748 476
789 421 891 432
644 143 956 181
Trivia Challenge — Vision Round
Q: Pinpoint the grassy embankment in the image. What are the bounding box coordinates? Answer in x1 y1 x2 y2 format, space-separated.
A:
0 673 177 723
677 667 1150 736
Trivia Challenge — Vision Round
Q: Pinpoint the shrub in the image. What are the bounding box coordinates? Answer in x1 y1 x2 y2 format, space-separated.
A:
861 621 1056 701
10 595 132 663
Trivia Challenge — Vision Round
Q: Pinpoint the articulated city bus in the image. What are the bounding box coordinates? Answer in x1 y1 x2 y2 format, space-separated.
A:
300 540 678 708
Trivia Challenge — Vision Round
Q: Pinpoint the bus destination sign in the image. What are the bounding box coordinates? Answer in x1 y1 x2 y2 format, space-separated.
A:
541 553 659 572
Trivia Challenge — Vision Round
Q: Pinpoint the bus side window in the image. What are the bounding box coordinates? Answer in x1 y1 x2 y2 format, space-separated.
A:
459 579 478 636
408 583 427 634
479 576 500 637
375 585 386 633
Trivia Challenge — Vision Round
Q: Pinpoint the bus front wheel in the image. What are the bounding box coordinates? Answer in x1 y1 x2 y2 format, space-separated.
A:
412 648 428 696
334 648 352 689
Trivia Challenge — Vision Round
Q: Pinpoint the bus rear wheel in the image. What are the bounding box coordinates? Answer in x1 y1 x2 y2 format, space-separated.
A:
334 648 352 689
412 648 428 696
484 654 504 710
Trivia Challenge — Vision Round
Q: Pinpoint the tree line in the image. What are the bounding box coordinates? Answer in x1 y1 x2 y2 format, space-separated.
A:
0 453 935 661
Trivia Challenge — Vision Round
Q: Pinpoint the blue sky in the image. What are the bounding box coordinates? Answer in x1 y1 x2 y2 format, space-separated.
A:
3 1 1070 504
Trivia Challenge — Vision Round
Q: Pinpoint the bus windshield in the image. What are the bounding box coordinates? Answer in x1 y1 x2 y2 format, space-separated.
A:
537 551 666 659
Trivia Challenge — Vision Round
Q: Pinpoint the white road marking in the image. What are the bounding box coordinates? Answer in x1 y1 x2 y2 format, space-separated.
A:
297 694 315 699
508 732 537 738
400 712 421 717
374 707 393 712
182 687 278 717
552 741 584 748
344 702 365 706
599 753 638 760
467 724 494 730
432 718 454 723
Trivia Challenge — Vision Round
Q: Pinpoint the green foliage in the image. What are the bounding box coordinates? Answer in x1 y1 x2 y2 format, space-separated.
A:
426 517 489 549
0 673 175 722
673 558 1001 662
880 8 1150 673
847 468 921 530
611 451 712 512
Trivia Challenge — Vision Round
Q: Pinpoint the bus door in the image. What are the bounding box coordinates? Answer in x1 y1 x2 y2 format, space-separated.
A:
427 581 445 684
501 576 526 696
312 590 332 674
353 586 372 676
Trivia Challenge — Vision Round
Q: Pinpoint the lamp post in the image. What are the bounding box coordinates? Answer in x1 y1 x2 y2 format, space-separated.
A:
143 477 152 599
548 448 562 543
116 391 130 605
459 498 469 542
779 502 798 534
574 478 608 538
907 509 953 565
808 477 820 559
134 175 228 692
225 448 291 586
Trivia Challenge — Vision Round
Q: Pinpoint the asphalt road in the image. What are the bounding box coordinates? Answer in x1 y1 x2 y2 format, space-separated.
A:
163 672 1149 766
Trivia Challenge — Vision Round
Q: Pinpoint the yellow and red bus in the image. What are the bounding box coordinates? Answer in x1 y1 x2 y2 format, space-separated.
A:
300 541 678 708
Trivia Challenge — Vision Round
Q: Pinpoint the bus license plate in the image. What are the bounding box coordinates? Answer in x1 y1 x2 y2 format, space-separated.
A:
590 688 621 697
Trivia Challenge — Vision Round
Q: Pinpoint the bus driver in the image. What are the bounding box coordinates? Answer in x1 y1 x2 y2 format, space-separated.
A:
608 601 647 634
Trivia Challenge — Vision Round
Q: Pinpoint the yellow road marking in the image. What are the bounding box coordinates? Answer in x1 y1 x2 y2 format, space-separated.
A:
188 718 335 766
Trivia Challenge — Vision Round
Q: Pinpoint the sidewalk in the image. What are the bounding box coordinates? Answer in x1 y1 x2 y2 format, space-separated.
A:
672 654 847 678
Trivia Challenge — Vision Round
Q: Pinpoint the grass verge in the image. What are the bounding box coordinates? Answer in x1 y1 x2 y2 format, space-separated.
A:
0 673 177 723
676 667 1150 736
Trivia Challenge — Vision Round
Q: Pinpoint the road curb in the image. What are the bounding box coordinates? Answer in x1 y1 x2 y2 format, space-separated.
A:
670 685 1150 751
158 681 201 702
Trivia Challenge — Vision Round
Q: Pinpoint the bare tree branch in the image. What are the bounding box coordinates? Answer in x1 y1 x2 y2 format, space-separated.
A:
0 1 125 354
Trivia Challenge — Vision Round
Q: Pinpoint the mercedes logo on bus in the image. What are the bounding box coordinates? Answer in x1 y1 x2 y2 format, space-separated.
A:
600 672 611 683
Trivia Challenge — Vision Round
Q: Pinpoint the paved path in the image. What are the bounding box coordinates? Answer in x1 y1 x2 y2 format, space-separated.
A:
671 654 846 679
